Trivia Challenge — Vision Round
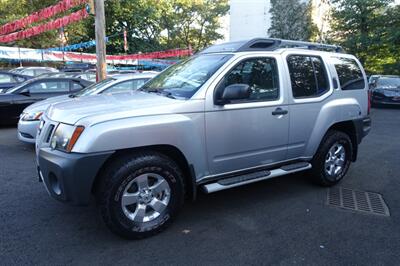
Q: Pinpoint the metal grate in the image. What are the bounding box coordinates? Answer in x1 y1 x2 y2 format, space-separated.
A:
327 187 390 217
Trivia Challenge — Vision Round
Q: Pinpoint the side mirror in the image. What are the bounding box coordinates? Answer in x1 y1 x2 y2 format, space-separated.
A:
19 89 30 96
216 84 250 105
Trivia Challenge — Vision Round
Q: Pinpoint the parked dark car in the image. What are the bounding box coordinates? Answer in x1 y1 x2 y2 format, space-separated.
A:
0 71 32 93
370 76 400 106
0 77 93 125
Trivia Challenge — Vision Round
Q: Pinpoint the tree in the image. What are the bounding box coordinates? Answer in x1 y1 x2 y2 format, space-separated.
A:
104 0 229 54
329 0 398 74
268 0 316 41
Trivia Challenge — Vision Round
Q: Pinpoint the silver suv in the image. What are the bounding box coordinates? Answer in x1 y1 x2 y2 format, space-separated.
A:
36 38 371 239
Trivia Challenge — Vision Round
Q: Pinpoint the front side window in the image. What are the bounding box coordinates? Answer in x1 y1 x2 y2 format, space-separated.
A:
218 57 280 102
140 54 233 99
71 81 84 91
287 55 329 98
104 79 150 94
104 80 134 94
332 57 365 90
28 81 70 93
21 69 34 76
74 78 115 96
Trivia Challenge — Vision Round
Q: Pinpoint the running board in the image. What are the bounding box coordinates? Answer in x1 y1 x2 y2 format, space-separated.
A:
202 162 312 193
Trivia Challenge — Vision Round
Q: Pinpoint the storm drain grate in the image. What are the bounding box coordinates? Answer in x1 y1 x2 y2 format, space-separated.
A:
327 187 390 217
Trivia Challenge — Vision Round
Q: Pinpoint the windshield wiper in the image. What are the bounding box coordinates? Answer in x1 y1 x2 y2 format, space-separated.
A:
140 88 176 99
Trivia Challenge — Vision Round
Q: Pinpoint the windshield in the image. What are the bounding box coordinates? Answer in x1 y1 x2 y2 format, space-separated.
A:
6 80 30 93
377 77 400 88
140 54 233 99
74 78 116 96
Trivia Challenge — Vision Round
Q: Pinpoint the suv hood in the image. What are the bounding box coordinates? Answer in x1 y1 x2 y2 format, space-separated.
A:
47 91 193 125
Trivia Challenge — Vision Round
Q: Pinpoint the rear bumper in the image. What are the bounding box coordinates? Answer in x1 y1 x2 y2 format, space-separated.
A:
38 148 114 205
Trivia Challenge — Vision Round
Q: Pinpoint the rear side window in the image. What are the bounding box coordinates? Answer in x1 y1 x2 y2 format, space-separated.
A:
287 55 329 98
333 57 365 90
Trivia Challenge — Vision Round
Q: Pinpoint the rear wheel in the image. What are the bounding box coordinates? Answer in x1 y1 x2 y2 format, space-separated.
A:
311 130 352 186
96 152 185 239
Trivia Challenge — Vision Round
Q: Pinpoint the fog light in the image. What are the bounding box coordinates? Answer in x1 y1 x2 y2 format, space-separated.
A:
49 173 62 195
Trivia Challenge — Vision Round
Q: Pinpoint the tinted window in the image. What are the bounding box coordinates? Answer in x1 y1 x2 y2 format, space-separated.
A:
0 73 13 83
71 81 84 91
34 70 46 75
287 55 329 98
21 69 35 76
219 57 280 102
333 57 365 90
28 81 70 93
14 76 26 82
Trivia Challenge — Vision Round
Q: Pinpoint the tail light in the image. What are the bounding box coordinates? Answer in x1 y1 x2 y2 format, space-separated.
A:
367 90 371 114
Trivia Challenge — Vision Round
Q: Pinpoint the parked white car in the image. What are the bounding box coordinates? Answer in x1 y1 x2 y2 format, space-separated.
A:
18 72 157 143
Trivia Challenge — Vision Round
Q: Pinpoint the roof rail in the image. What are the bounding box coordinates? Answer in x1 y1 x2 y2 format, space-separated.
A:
200 38 344 54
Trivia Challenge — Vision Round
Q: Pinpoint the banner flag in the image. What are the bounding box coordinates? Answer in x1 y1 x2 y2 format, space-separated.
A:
0 9 89 43
0 0 87 36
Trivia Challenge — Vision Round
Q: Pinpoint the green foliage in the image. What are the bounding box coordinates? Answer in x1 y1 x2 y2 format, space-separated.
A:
268 0 317 41
329 0 400 75
104 0 229 53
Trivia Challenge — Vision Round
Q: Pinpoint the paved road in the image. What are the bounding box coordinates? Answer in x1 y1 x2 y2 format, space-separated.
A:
1 107 400 265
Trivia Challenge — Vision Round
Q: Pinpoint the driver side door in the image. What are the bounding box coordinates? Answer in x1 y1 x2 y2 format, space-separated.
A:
205 55 289 175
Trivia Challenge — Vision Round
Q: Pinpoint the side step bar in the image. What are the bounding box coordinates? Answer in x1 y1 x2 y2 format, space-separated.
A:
202 162 312 193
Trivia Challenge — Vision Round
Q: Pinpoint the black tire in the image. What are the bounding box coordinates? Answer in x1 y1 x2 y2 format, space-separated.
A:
96 151 185 239
310 130 353 186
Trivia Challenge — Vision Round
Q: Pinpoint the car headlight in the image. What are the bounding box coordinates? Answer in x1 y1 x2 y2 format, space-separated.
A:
0 89 5 93
21 111 43 121
50 123 85 152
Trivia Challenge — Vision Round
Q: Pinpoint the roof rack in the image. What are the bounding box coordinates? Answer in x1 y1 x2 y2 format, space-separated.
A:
200 38 344 54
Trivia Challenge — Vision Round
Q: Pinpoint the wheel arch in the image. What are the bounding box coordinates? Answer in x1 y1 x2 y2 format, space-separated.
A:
91 144 197 201
324 120 358 161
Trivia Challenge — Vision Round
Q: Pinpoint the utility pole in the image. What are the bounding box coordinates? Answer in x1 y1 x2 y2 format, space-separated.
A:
95 0 106 81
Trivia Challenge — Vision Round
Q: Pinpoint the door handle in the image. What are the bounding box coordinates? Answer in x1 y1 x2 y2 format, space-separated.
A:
272 107 288 116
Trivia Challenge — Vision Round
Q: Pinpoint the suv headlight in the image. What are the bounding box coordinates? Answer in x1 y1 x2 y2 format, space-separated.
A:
21 111 43 121
50 123 85 152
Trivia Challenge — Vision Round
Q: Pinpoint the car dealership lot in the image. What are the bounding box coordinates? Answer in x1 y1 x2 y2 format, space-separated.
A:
1 107 399 265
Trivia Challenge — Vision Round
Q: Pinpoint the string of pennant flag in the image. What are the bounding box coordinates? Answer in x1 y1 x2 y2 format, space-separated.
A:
0 45 192 64
0 0 87 37
0 8 89 43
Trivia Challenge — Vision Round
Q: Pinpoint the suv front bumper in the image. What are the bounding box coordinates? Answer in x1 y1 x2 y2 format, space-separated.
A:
37 148 114 205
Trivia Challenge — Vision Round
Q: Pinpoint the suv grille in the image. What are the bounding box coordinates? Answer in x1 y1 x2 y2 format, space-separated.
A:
45 124 55 143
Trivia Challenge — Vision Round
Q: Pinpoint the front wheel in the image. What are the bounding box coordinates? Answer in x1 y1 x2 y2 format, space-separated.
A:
96 152 185 239
311 130 353 186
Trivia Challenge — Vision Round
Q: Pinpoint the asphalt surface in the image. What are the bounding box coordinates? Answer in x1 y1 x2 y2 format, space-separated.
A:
1 107 400 265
